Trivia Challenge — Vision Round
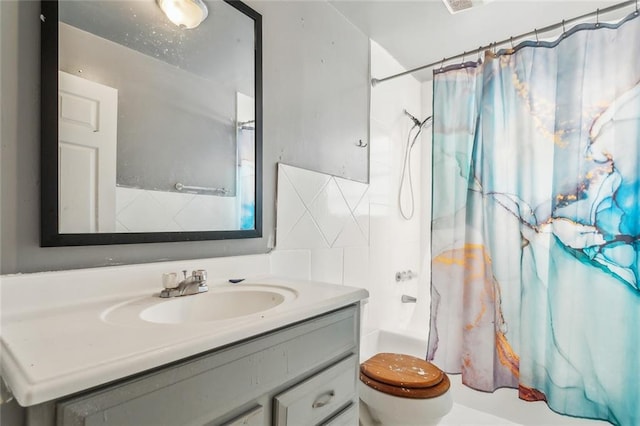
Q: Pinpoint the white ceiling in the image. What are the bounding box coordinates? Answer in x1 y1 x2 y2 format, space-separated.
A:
330 0 631 82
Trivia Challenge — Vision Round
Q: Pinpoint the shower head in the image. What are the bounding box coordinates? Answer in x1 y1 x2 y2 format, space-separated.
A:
404 109 433 129
403 109 422 127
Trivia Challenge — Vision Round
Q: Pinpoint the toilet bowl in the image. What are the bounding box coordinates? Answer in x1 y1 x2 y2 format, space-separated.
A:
359 353 453 426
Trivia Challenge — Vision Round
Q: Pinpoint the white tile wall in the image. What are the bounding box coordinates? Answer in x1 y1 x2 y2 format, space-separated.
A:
273 164 370 288
269 249 311 281
367 41 426 334
343 246 369 289
115 186 237 232
310 248 344 284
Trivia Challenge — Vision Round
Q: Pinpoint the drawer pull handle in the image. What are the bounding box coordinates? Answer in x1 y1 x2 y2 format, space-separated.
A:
312 390 335 408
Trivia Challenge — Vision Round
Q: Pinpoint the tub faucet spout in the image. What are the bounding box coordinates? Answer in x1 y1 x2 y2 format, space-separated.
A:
401 294 417 303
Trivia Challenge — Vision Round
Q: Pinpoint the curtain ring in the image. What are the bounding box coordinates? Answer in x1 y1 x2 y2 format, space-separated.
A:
510 36 514 49
562 19 566 37
596 8 600 27
635 0 638 15
461 51 466 68
534 28 539 44
477 46 482 62
492 42 497 54
440 57 445 70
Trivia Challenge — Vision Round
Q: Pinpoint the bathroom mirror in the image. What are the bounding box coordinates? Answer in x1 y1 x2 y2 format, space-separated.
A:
40 0 262 246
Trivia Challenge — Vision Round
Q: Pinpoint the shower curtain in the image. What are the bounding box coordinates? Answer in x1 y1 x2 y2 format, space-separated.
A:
428 11 640 426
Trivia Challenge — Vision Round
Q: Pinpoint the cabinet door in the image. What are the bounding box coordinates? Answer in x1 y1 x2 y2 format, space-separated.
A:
273 355 357 426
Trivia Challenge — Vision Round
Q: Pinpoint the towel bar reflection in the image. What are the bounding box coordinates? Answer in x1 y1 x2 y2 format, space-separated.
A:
175 182 229 196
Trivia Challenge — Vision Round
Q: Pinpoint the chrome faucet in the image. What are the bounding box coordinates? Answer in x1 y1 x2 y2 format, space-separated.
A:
160 269 208 298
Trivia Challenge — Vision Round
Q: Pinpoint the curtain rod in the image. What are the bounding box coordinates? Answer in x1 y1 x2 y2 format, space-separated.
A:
371 0 638 86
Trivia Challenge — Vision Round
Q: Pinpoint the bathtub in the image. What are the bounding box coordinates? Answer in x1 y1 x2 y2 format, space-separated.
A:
359 329 608 426
360 328 428 362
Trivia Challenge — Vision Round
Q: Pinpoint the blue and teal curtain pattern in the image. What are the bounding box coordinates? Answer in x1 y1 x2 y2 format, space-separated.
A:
428 11 640 425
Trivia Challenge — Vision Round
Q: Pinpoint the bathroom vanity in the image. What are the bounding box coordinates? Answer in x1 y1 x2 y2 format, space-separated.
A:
0 261 368 425
55 306 358 426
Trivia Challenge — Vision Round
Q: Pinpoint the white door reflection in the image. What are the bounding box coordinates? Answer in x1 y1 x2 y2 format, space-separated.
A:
58 71 117 233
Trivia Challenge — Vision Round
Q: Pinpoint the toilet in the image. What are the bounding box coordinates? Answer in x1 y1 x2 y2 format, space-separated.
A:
359 353 453 426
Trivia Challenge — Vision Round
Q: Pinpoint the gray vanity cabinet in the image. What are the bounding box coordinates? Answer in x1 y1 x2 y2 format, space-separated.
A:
49 305 360 426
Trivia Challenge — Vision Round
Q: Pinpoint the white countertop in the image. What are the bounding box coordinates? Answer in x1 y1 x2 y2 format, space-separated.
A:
1 269 368 407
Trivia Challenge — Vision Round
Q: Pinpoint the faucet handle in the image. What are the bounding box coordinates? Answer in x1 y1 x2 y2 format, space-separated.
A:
192 269 207 283
162 272 179 289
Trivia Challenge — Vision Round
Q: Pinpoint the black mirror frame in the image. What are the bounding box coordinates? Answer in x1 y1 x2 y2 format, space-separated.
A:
40 0 262 247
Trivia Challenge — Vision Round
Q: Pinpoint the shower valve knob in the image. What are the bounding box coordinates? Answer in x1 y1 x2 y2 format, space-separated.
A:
395 270 418 282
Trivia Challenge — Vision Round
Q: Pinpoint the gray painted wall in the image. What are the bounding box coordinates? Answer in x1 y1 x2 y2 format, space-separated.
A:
0 0 369 274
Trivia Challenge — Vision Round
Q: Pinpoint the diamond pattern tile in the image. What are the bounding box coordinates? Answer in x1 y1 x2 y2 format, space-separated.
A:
276 211 329 249
115 187 238 232
275 163 370 250
335 176 368 212
308 177 352 246
281 164 330 207
354 192 370 242
334 213 368 248
148 190 194 220
175 194 237 231
117 191 175 232
276 166 307 244
115 186 141 214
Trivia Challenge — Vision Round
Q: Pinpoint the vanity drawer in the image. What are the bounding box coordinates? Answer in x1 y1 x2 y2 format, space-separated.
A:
273 354 357 426
321 402 358 426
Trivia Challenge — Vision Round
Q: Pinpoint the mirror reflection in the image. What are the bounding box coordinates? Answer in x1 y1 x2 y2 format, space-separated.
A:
56 0 257 234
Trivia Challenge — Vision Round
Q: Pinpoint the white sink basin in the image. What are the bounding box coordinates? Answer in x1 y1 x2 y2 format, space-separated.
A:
142 289 286 324
102 284 298 325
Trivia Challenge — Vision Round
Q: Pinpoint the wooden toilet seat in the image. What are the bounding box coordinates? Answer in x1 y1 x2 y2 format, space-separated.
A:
360 353 450 399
